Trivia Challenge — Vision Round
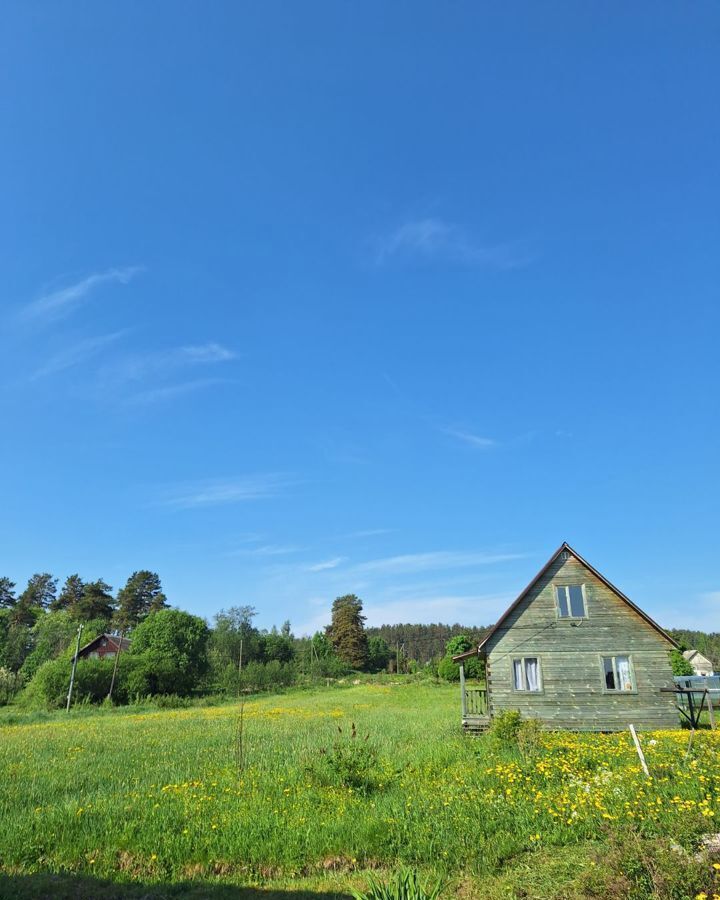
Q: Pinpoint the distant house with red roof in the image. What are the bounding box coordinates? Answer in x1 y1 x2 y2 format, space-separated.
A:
75 633 131 662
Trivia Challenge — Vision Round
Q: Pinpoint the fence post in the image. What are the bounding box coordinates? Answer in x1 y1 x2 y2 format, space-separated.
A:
629 724 650 778
704 689 716 731
460 663 467 718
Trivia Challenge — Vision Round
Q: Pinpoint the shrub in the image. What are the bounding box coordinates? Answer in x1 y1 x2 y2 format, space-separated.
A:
239 660 297 693
351 869 442 900
314 723 379 793
489 708 523 744
20 654 142 708
670 648 695 677
436 635 483 682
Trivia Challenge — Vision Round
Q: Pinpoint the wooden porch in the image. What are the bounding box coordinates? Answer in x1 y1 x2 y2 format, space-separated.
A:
460 663 490 733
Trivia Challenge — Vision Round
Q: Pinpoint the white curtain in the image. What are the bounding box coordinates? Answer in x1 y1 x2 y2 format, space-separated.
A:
616 656 632 691
513 659 523 690
525 657 539 692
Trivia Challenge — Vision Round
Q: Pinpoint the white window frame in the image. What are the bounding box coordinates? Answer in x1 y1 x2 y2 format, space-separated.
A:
600 654 636 693
555 584 588 619
511 656 543 692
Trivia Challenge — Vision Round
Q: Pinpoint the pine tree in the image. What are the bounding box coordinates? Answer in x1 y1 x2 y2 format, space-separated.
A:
52 574 85 613
115 571 167 630
326 594 369 670
0 578 16 608
19 573 58 610
78 580 115 621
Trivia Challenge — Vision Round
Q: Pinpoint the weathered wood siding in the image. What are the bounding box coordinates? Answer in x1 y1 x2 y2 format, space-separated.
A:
486 554 678 730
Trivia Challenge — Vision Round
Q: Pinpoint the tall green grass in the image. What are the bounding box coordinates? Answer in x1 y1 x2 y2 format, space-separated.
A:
0 682 718 898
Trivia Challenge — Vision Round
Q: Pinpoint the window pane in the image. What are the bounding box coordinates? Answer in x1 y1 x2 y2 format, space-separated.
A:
568 585 585 617
513 659 524 690
525 658 540 691
616 656 632 691
556 586 569 617
603 657 616 690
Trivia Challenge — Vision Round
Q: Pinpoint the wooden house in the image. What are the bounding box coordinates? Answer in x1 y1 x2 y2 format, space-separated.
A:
682 649 714 677
454 543 679 732
75 633 131 662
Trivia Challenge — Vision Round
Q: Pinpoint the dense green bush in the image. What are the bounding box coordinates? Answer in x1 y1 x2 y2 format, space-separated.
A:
488 708 523 743
670 648 695 677
240 660 296 692
436 635 483 682
20 655 140 708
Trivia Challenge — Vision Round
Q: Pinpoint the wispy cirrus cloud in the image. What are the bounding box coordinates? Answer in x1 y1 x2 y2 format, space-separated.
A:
29 330 129 380
229 544 305 558
124 377 233 406
160 474 294 510
305 557 346 572
107 342 236 384
22 266 143 321
101 342 237 405
442 428 496 449
375 218 531 269
352 550 523 577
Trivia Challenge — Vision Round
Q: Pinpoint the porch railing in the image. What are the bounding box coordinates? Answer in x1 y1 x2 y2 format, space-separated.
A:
463 687 488 717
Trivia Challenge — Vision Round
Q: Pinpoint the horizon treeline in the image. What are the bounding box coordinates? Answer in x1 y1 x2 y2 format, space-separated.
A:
1 569 718 709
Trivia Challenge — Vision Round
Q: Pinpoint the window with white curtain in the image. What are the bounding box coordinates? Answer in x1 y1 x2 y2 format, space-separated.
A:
555 584 587 618
512 657 541 691
602 655 635 692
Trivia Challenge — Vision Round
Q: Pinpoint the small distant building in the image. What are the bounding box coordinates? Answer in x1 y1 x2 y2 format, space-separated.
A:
75 633 131 661
683 649 714 677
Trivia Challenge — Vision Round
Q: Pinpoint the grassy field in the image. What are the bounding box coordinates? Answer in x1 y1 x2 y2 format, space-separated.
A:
1 681 719 899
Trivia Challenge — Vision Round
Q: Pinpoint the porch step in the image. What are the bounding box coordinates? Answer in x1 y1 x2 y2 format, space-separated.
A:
462 715 491 735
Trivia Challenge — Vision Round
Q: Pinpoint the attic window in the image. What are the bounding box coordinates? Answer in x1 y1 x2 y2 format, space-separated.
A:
556 584 586 618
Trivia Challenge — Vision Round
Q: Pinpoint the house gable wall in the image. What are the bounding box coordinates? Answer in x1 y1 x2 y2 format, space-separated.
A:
485 554 678 730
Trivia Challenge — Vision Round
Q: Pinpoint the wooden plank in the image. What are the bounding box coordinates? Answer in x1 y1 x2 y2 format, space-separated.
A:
629 724 650 777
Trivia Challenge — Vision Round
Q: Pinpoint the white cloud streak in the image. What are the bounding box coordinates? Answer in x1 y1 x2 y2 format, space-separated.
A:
109 343 236 384
376 219 531 269
160 474 293 510
29 330 129 380
306 557 346 572
23 267 143 321
231 544 304 558
351 550 523 577
124 377 232 406
442 428 496 449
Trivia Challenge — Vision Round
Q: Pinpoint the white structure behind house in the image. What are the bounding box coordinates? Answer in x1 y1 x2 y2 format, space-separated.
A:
683 649 714 676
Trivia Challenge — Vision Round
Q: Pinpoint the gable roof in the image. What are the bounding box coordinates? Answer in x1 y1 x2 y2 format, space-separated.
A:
76 633 131 658
453 542 678 660
683 649 713 666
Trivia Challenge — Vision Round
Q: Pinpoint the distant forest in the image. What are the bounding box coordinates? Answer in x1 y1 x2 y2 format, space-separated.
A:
366 623 492 665
369 623 720 670
666 629 720 669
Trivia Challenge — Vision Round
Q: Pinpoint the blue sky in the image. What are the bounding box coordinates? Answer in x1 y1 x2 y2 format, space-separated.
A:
1 2 718 633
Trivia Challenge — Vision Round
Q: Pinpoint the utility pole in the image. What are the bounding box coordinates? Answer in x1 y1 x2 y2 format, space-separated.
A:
66 623 84 712
238 637 243 673
107 630 124 702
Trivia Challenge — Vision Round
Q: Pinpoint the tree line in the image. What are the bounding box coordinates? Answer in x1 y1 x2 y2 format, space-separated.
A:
1 570 717 708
